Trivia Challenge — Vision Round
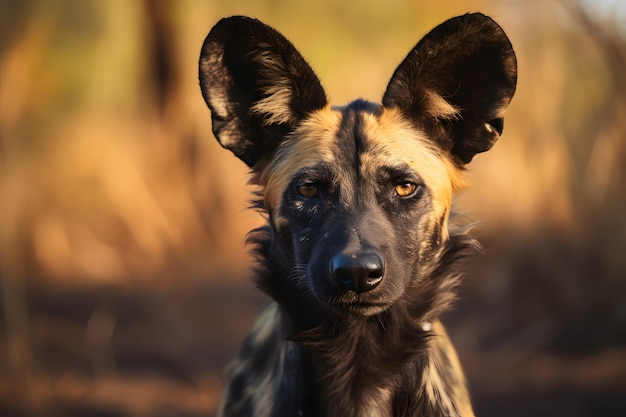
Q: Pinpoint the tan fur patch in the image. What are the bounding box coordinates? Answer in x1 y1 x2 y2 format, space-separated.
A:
261 108 342 222
422 89 461 121
249 52 295 125
359 108 468 238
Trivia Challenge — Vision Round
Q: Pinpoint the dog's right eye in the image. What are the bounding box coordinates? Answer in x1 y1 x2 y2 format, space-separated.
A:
296 184 319 198
394 182 419 198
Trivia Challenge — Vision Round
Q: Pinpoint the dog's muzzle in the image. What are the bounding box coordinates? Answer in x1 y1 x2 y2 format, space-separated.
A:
329 251 385 294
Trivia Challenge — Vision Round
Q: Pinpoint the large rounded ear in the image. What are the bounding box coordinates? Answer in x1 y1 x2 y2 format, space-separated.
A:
199 16 327 167
382 13 517 165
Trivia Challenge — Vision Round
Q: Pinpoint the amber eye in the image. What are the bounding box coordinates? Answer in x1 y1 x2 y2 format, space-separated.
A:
395 182 418 198
297 184 319 198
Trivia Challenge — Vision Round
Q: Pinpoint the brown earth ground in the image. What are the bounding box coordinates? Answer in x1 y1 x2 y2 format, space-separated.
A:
1 276 625 417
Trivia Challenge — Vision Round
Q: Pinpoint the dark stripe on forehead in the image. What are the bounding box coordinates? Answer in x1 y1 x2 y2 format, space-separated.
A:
335 99 383 165
344 99 383 117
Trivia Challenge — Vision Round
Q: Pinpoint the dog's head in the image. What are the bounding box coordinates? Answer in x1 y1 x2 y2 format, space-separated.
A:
199 14 516 318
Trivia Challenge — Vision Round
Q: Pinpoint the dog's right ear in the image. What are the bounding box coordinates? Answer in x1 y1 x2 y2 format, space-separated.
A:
199 16 327 168
383 13 517 166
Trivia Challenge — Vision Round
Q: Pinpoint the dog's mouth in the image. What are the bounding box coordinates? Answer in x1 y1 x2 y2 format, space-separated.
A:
329 293 391 317
340 302 389 316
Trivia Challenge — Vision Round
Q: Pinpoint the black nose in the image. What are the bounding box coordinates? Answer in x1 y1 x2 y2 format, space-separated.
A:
330 252 384 293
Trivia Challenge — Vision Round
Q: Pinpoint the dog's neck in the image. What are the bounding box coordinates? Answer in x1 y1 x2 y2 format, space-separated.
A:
287 314 469 417
295 311 428 417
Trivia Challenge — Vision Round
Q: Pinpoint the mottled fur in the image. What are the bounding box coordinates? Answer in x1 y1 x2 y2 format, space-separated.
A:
198 13 516 417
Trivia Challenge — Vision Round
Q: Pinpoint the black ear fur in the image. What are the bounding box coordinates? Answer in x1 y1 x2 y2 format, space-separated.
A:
199 16 327 167
382 13 517 165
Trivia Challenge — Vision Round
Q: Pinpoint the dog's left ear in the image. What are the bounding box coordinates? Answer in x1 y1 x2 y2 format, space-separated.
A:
199 16 327 168
383 13 517 165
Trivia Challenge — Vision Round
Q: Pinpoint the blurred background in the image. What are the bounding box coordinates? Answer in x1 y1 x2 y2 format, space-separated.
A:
0 0 625 416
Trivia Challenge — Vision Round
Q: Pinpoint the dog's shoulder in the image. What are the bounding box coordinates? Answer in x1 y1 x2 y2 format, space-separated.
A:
217 304 283 417
218 303 321 417
421 321 475 417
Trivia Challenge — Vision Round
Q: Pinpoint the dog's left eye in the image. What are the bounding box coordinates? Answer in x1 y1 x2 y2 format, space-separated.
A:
395 182 419 198
297 184 319 198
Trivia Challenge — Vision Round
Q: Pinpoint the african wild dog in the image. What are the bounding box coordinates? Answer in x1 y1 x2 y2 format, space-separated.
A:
199 13 516 417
